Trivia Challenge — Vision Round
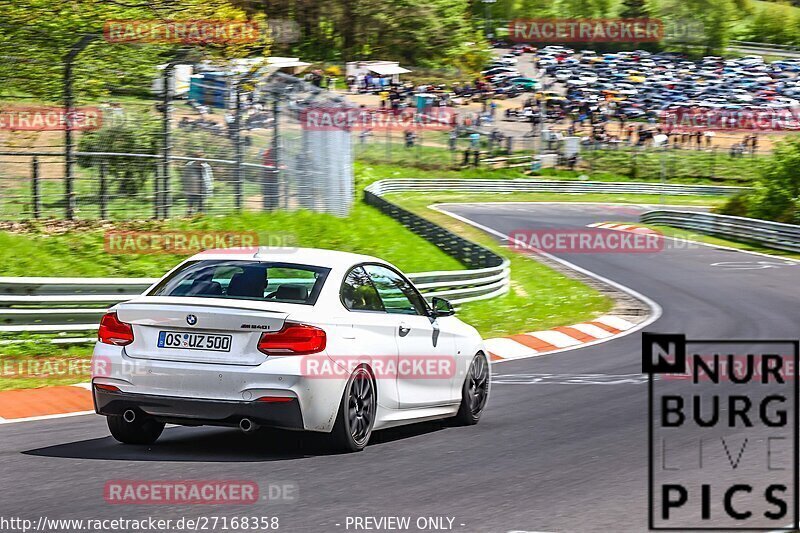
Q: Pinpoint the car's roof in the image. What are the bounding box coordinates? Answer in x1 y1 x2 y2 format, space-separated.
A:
187 247 387 269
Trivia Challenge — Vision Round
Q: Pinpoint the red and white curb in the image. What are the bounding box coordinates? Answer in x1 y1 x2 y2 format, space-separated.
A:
485 314 636 362
0 383 94 424
587 221 659 234
0 313 640 422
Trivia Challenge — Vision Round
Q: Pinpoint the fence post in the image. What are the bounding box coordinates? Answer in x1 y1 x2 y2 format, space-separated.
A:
31 157 40 219
99 160 108 219
659 147 667 205
709 147 716 180
262 93 280 211
160 63 173 219
233 83 244 210
63 35 96 220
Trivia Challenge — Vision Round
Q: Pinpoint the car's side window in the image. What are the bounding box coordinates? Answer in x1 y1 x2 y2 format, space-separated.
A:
363 265 427 316
341 266 385 312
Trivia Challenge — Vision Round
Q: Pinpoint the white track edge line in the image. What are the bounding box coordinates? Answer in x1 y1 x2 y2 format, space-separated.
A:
430 204 663 364
432 201 800 265
0 410 95 425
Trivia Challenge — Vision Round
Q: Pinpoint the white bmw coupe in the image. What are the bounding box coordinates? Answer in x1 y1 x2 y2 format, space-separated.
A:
91 248 490 452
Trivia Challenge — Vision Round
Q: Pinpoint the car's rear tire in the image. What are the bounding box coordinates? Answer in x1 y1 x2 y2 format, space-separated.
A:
453 353 489 426
329 366 376 452
107 413 165 445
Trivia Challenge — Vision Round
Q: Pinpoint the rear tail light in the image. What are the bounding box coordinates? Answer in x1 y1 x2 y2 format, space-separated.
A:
257 323 326 355
98 312 134 346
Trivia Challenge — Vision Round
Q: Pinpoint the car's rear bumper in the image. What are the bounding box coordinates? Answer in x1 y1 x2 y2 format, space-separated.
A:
93 387 304 430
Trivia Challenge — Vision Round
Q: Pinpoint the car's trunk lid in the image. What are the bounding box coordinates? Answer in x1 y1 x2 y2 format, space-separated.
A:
117 297 289 365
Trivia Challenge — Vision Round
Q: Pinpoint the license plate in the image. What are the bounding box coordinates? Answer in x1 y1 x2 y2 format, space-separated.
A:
157 331 232 352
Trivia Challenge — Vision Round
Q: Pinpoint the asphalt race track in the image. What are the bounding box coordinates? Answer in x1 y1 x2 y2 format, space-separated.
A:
2 202 799 533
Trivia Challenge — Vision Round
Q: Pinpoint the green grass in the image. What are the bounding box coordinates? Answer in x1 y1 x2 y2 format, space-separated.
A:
355 137 765 185
580 148 765 185
0 203 464 278
429 218 614 338
384 192 635 338
383 190 730 337
0 162 731 390
0 336 97 390
0 186 467 387
387 191 729 209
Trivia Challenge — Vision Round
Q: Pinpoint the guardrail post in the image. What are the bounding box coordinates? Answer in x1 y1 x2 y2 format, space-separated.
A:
31 157 40 219
99 161 108 219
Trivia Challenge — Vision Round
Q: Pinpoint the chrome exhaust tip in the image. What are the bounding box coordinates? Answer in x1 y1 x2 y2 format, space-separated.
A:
123 409 136 423
239 418 258 433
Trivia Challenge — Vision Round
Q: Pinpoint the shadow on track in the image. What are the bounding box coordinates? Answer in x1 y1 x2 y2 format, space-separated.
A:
21 421 448 462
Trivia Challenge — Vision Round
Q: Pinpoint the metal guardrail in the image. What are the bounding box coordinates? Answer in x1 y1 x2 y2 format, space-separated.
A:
363 182 511 307
2 247 509 336
729 40 800 52
5 178 743 336
0 266 511 334
726 41 800 59
640 210 800 253
366 178 745 197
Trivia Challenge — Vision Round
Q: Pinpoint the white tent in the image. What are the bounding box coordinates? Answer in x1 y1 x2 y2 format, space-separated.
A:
346 61 412 83
266 57 311 74
366 64 412 76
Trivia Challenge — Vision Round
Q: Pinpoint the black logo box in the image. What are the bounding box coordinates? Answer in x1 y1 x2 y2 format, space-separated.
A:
644 333 800 531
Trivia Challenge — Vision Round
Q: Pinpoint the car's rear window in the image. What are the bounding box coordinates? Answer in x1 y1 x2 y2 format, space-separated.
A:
148 260 330 305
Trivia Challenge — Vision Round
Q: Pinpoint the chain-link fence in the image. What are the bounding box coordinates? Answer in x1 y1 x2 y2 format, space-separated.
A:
0 37 354 221
351 126 766 184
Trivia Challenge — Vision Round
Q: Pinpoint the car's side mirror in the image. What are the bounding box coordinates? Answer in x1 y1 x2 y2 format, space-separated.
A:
431 296 455 317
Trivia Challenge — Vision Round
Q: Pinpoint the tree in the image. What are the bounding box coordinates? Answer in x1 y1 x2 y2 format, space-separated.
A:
250 0 486 70
748 137 800 223
77 112 160 196
619 0 649 18
0 0 268 101
722 136 800 223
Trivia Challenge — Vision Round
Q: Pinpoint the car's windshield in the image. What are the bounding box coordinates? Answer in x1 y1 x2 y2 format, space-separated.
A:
147 260 330 305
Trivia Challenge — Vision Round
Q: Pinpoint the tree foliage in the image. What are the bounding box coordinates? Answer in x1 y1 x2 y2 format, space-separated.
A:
0 0 268 101
77 111 161 196
720 136 800 223
250 0 489 68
